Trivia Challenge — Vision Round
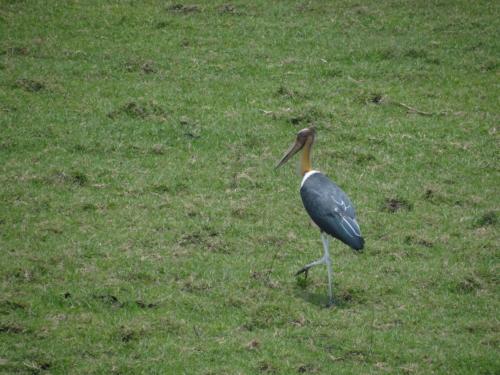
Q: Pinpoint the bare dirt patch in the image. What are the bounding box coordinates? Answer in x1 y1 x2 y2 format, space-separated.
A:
15 78 44 92
167 4 200 14
108 101 167 120
381 198 413 213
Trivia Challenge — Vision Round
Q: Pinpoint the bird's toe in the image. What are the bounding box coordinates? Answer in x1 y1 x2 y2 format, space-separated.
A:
295 268 309 278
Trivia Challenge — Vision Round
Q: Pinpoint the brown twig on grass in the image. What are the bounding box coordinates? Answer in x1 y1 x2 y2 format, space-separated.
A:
381 96 464 117
390 101 437 116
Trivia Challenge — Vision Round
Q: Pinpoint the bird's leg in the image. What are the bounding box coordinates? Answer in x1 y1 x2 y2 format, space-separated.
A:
295 232 330 278
295 258 324 278
321 232 334 307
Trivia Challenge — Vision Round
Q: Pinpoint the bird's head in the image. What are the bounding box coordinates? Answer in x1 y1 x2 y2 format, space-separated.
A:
275 127 316 169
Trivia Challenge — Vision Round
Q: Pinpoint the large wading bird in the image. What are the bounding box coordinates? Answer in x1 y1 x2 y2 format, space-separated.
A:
276 127 364 306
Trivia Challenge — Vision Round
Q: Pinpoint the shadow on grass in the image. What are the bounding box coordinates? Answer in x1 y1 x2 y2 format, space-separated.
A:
293 283 355 309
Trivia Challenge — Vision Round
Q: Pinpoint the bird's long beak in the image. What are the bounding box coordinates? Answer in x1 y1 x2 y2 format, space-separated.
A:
275 138 305 169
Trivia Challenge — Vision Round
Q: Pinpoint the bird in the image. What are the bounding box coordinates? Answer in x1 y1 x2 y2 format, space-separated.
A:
276 127 364 306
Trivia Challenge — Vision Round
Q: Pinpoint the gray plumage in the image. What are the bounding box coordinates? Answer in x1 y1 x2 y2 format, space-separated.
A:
300 172 364 251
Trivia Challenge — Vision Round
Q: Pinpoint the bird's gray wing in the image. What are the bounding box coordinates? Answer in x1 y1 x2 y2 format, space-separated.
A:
300 173 364 250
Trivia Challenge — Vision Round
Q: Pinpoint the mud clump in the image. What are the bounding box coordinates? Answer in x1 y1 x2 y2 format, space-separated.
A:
15 78 44 92
0 323 24 334
124 59 157 74
5 46 30 56
404 235 434 248
136 300 159 309
219 4 241 15
53 171 88 186
370 93 384 104
381 198 413 213
475 211 497 227
455 276 482 294
167 4 200 14
108 101 167 120
94 294 123 308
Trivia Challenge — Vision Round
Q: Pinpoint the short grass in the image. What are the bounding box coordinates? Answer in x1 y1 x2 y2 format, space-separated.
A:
0 0 498 374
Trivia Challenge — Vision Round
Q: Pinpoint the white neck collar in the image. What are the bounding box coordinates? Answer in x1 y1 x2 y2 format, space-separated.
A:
301 170 320 187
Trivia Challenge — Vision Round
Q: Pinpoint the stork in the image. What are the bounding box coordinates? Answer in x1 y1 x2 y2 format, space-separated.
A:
276 127 364 306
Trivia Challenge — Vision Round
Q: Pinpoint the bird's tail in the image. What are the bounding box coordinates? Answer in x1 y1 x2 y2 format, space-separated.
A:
352 236 364 251
339 216 364 251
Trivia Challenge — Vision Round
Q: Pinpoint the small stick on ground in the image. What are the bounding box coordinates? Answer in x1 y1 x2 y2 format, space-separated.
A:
391 101 437 116
265 251 279 278
380 96 464 117
193 326 202 339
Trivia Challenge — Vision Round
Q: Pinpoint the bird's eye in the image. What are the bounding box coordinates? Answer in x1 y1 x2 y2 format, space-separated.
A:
297 130 308 138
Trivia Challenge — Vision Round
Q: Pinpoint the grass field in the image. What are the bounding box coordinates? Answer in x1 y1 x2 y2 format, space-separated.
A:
1 0 499 373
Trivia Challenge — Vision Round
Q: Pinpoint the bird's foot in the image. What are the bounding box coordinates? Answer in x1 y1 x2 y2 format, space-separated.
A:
325 297 336 309
295 267 309 279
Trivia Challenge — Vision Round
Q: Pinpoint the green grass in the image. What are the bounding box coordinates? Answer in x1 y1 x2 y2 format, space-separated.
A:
0 0 498 373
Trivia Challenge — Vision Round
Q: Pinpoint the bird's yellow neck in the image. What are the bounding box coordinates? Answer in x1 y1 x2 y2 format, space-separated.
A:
300 137 314 175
